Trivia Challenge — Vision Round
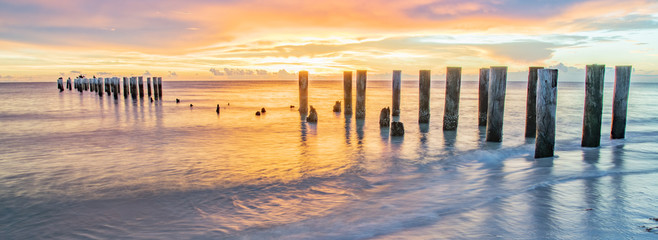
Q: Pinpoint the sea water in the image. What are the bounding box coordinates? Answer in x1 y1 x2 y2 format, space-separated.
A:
1 79 658 239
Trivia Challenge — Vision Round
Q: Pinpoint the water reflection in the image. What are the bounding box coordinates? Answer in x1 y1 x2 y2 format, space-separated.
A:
530 159 556 239
356 119 365 143
442 130 457 150
582 147 602 238
344 117 352 145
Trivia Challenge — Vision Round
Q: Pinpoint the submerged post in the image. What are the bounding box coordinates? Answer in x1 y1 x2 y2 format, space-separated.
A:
147 77 152 97
486 66 508 142
131 77 138 100
153 77 159 101
478 68 490 126
157 77 163 98
355 70 367 119
123 77 129 98
535 69 559 158
298 71 309 115
525 67 544 138
138 76 144 98
611 65 632 139
57 78 63 92
343 71 353 116
113 77 119 99
582 64 605 147
418 70 431 123
392 70 401 116
98 78 104 97
67 78 72 90
443 67 461 130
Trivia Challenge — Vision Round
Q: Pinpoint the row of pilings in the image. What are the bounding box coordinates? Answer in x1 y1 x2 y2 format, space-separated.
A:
58 76 163 101
298 65 633 159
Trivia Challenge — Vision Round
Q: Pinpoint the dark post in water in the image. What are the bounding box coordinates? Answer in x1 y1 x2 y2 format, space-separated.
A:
298 71 309 115
418 70 431 123
478 68 489 126
525 67 544 138
123 77 129 99
138 76 144 98
486 66 508 142
343 71 352 116
355 70 367 119
611 65 632 139
153 77 159 101
147 77 152 97
157 77 163 99
392 70 402 116
443 67 461 130
535 69 558 158
582 64 605 147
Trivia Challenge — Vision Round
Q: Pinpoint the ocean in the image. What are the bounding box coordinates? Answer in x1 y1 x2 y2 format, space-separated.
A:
1 79 658 239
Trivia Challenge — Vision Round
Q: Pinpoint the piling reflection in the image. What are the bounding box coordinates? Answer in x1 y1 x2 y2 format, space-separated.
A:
531 159 556 238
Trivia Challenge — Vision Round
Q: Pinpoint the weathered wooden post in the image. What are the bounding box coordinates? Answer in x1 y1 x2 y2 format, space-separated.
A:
123 77 129 98
380 107 390 127
97 78 103 97
391 121 404 136
157 77 163 99
343 71 353 115
147 77 152 97
298 71 309 115
67 78 72 90
582 64 605 147
355 70 367 119
392 70 402 116
418 70 431 123
129 77 135 99
535 69 558 158
138 76 144 98
525 67 544 137
486 66 508 142
307 105 318 122
153 77 159 101
57 78 63 92
113 77 119 99
478 68 490 126
443 67 461 130
611 66 632 139
106 78 112 95
115 77 120 95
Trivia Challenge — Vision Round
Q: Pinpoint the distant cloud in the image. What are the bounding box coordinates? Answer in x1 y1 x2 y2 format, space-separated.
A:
143 70 151 76
209 68 224 76
168 71 177 78
70 70 81 74
96 72 112 76
276 69 295 78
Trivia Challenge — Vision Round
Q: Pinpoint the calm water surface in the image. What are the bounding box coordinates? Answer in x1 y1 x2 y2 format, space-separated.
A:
1 79 658 239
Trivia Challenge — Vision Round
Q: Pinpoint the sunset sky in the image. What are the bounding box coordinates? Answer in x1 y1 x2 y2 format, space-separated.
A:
0 0 657 81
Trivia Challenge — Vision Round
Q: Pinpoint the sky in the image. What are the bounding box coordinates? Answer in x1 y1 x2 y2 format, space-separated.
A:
0 0 657 82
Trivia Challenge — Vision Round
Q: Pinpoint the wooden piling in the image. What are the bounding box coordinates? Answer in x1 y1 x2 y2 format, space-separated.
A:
130 77 137 100
343 71 353 115
525 67 544 138
113 77 119 99
67 78 72 90
535 69 558 158
106 78 111 95
355 70 367 119
138 76 144 98
582 64 605 147
478 68 490 126
418 70 431 123
392 70 402 116
147 77 152 97
611 65 632 139
123 77 129 99
380 107 390 127
486 66 508 142
298 71 309 115
157 77 163 98
97 78 103 97
57 78 63 92
153 77 159 101
443 67 461 130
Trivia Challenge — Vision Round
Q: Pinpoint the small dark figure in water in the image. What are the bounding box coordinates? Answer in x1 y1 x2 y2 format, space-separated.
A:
261 108 266 113
150 97 154 102
255 111 261 116
290 105 294 108
190 104 193 108
176 98 180 103
228 103 230 106
216 104 220 114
